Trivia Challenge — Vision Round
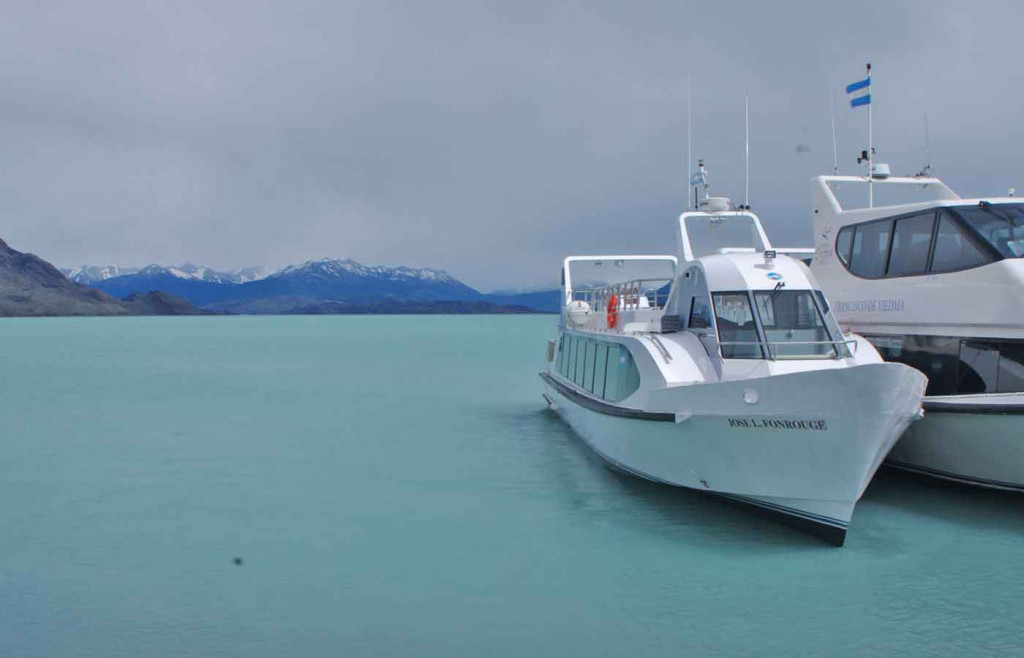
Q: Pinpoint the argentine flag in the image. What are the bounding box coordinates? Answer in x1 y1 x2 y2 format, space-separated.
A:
846 76 871 108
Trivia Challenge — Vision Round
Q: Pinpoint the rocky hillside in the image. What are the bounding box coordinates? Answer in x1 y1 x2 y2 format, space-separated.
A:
0 239 205 317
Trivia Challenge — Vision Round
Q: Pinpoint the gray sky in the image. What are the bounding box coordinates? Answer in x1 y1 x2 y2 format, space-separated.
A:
2 0 1022 290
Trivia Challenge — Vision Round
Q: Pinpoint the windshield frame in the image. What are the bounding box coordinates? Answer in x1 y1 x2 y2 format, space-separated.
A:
708 289 844 361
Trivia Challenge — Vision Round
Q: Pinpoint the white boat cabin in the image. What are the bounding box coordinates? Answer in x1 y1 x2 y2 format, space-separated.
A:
809 174 1024 397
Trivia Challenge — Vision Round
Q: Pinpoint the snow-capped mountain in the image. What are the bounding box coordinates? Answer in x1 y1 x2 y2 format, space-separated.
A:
273 258 460 284
63 263 269 286
60 265 141 285
85 257 485 311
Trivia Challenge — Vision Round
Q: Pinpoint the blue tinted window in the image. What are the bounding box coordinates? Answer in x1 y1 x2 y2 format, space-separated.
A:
850 219 892 278
594 342 608 398
887 212 935 276
584 340 596 392
836 227 854 265
574 337 586 386
931 212 993 272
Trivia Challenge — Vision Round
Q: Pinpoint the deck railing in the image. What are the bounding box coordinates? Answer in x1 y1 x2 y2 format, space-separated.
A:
568 278 673 313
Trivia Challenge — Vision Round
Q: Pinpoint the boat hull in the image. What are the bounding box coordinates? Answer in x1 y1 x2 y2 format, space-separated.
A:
886 393 1024 491
542 362 926 545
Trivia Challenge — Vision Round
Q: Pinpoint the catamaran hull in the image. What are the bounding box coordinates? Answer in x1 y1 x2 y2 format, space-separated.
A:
542 363 926 545
886 394 1024 492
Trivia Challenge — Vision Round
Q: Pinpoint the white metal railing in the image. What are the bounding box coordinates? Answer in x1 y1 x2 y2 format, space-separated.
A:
568 278 673 314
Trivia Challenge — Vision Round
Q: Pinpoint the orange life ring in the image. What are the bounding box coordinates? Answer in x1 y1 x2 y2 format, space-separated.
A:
607 294 619 329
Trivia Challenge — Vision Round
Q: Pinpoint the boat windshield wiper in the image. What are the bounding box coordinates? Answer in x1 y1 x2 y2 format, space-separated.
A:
769 280 786 302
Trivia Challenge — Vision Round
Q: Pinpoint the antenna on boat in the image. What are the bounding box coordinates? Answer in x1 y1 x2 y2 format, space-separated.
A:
828 79 839 175
915 111 932 177
744 96 750 209
686 74 693 210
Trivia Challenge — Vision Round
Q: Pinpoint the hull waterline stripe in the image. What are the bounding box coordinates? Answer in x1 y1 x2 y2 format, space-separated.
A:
542 379 851 532
885 459 1024 492
922 398 1024 415
539 371 675 422
715 492 848 530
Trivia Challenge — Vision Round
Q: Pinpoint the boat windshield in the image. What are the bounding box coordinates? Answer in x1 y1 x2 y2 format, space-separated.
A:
752 290 836 359
685 215 766 258
954 203 1024 258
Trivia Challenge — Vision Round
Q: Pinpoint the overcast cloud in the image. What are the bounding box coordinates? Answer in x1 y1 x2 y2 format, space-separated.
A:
1 0 1021 289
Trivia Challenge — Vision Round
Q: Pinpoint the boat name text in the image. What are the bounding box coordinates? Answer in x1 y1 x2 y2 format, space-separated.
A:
834 298 905 313
727 418 828 431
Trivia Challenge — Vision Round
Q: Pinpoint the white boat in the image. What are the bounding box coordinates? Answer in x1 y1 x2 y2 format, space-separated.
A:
810 173 1024 491
541 188 926 545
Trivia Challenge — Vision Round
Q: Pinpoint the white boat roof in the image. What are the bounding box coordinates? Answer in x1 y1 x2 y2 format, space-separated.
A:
699 252 812 292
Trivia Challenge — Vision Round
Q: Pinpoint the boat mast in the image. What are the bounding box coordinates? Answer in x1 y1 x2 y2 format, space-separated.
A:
867 63 873 208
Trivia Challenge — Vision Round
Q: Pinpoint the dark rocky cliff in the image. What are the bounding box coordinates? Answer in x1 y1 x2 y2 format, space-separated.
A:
0 238 205 317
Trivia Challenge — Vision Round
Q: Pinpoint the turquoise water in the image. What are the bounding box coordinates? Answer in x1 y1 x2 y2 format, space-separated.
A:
1 315 1023 657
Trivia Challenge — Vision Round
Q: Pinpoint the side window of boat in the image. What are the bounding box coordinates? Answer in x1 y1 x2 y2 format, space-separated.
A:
688 296 712 329
584 340 597 392
930 211 994 273
835 227 854 265
594 342 609 398
887 212 936 276
848 219 892 278
604 344 621 400
597 344 638 402
574 337 587 387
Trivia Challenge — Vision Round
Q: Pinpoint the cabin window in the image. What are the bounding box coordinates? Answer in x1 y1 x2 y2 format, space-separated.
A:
614 345 641 401
688 296 712 329
574 338 587 387
594 342 609 398
567 335 578 381
712 292 762 359
849 219 892 278
753 290 835 359
835 227 854 265
930 211 996 272
837 209 1000 278
584 340 597 392
603 344 621 399
887 212 936 276
557 335 641 401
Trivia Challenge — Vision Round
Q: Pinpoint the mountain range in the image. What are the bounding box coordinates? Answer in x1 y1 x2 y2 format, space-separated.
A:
60 263 269 286
59 258 561 314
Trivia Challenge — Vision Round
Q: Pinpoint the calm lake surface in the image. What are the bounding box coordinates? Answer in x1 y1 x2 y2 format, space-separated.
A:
2 315 1023 657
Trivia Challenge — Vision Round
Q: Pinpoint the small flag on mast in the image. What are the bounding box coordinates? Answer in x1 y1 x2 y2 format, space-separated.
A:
846 74 871 108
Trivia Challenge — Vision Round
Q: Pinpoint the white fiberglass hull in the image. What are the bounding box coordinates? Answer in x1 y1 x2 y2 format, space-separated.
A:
886 393 1024 492
542 362 926 545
